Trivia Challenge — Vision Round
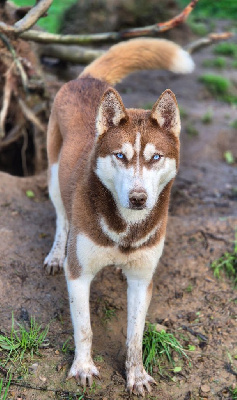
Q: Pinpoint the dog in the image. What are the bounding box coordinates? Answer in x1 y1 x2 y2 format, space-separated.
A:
44 38 194 396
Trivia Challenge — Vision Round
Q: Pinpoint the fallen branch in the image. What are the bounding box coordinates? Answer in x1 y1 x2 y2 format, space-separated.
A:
39 44 105 64
14 0 53 33
186 32 234 54
20 0 199 45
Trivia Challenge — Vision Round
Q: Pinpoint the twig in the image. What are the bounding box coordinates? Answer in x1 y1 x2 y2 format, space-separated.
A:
20 0 199 45
0 67 13 138
186 32 234 54
0 32 28 91
14 0 53 34
182 325 208 342
18 98 45 133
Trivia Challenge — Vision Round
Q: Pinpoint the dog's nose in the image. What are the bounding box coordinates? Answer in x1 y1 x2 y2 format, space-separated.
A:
129 190 147 209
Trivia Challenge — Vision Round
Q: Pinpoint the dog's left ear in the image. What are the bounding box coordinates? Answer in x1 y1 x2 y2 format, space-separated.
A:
150 89 181 137
96 88 128 137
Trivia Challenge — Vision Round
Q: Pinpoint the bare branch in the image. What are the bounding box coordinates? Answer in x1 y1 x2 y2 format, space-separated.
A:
18 98 45 133
39 44 105 64
14 0 53 33
186 32 234 54
20 0 199 45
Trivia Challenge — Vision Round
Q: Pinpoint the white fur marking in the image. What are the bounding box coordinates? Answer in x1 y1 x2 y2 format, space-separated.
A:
143 143 156 162
76 232 165 280
44 163 69 273
121 142 134 161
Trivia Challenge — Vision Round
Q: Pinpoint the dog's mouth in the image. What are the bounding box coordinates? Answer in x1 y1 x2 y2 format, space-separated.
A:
129 202 147 211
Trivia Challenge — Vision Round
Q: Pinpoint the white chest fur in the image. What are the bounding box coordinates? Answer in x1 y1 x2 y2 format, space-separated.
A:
74 232 165 280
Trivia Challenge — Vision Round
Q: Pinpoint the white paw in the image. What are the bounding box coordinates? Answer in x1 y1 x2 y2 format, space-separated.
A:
67 359 100 387
44 244 65 275
126 365 157 396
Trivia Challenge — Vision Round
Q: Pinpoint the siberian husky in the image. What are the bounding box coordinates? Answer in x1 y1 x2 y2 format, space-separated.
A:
44 38 194 396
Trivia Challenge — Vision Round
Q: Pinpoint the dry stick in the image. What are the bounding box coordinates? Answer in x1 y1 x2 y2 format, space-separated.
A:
18 98 45 133
14 0 53 33
186 32 234 54
20 0 199 45
0 67 13 138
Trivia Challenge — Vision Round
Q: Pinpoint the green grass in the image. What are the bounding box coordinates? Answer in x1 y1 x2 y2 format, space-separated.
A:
201 109 213 124
224 151 235 165
185 122 199 137
142 323 187 375
230 120 237 130
214 43 237 58
211 235 237 287
199 74 237 104
0 375 11 400
11 0 77 33
0 314 49 367
177 0 237 20
202 57 226 69
229 386 237 399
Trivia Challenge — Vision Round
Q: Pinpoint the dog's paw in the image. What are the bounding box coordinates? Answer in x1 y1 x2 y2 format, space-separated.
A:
67 360 100 387
126 366 157 397
44 250 65 275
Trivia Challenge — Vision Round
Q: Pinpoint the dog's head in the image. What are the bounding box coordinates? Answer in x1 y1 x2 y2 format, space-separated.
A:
94 88 180 221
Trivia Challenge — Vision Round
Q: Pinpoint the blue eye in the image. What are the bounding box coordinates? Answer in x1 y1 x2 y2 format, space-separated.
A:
153 154 161 161
115 153 124 159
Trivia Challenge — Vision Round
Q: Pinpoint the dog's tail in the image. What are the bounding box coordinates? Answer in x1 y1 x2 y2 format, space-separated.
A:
80 38 194 85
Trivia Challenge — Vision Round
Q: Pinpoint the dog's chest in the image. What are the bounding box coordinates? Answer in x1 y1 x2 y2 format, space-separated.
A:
76 230 165 278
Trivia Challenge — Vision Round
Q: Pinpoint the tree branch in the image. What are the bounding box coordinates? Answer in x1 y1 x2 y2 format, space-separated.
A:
14 0 53 33
39 44 105 64
186 32 234 54
20 0 199 45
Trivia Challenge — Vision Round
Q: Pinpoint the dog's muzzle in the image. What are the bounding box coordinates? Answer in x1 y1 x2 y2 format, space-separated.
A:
129 189 147 210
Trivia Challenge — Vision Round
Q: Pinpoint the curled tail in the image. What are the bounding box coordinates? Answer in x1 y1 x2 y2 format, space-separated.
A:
80 38 194 86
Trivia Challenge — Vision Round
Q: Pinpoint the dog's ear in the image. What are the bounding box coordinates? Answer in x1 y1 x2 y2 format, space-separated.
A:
150 89 181 137
96 88 128 137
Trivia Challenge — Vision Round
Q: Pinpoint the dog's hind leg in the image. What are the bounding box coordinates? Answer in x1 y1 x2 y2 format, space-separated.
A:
125 274 157 396
44 111 69 275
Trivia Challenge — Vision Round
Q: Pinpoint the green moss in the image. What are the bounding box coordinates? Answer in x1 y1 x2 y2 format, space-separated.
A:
199 74 230 96
177 0 237 20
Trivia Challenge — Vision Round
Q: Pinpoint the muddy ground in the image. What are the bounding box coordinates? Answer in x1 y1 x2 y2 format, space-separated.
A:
0 35 237 399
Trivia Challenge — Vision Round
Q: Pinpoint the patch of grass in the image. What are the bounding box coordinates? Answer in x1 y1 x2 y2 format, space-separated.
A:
224 151 235 165
202 57 226 69
230 120 237 130
0 374 12 400
179 105 188 119
185 122 199 137
0 314 49 367
201 109 213 124
11 0 78 33
185 284 193 293
214 43 237 58
142 102 154 110
199 74 237 104
177 0 237 20
188 19 208 36
211 235 237 287
232 60 237 69
229 386 237 400
142 323 187 374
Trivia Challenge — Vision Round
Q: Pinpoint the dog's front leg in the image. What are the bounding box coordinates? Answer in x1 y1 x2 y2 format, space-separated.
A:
125 275 156 396
66 272 99 387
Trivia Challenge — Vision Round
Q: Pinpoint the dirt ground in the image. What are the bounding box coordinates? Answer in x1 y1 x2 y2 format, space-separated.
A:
0 36 237 399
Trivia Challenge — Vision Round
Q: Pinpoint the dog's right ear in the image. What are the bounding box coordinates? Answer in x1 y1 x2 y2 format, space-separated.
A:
96 88 128 137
